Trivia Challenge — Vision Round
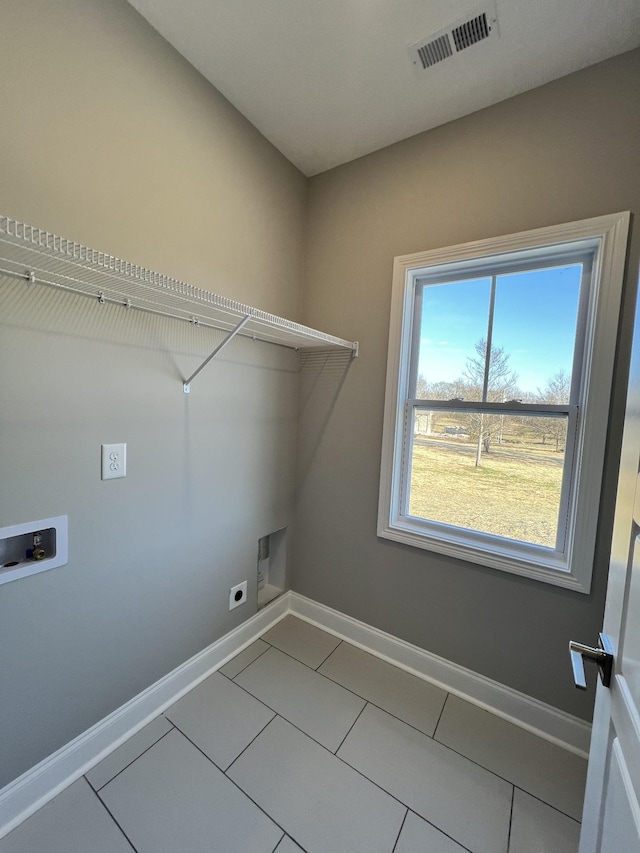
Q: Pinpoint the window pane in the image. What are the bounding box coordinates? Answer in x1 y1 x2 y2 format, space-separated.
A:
491 265 582 400
415 264 582 405
408 409 568 549
416 277 492 401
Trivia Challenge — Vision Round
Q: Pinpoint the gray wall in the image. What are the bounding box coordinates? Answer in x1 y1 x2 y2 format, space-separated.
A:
0 0 305 787
294 48 640 720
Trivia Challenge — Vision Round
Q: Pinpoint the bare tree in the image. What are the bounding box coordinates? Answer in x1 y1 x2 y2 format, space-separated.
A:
458 339 519 466
536 370 571 452
416 374 429 399
416 377 460 400
541 369 571 404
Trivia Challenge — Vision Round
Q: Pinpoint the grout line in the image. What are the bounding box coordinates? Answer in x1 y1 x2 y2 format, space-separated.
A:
168 722 231 773
223 641 271 680
242 643 422 738
240 705 480 853
168 713 274 776
223 674 360 756
167 720 291 841
268 830 285 853
278 834 311 853
87 725 175 793
334 747 465 840
314 639 343 670
512 785 582 824
432 692 449 739
221 714 277 775
430 723 582 822
334 701 367 754
332 709 516 850
223 705 414 827
282 637 451 743
399 809 476 853
314 667 446 742
270 711 418 818
390 808 408 853
257 644 328 669
231 645 370 736
402 719 525 801
89 783 139 852
357 700 580 818
507 785 515 852
256 639 340 674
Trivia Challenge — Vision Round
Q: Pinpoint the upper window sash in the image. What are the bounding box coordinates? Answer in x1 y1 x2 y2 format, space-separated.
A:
407 251 594 406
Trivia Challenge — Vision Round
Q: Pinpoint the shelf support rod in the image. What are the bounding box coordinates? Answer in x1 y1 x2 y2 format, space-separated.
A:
183 314 251 393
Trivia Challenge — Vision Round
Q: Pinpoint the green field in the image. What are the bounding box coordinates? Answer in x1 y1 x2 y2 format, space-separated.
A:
408 436 564 548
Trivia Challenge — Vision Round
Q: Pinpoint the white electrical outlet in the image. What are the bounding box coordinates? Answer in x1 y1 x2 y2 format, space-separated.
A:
229 580 247 610
101 443 127 480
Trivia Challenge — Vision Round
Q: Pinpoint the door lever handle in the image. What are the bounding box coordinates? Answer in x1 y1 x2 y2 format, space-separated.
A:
569 633 614 690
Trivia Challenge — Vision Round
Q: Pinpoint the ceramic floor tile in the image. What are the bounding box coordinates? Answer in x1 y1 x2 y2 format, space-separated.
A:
274 837 305 853
86 716 173 790
261 615 341 668
338 704 512 853
0 778 133 853
394 811 469 853
220 639 270 678
235 647 365 751
228 715 405 853
435 694 587 820
318 642 447 736
99 728 281 853
164 671 274 769
509 789 580 853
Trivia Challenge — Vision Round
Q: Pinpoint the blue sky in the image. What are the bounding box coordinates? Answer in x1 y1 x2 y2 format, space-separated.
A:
417 264 582 395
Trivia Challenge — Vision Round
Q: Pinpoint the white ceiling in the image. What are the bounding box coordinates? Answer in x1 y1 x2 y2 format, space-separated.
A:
128 0 640 176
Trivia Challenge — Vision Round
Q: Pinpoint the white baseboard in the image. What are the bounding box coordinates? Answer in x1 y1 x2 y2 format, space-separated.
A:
0 589 591 840
288 592 592 758
0 594 291 841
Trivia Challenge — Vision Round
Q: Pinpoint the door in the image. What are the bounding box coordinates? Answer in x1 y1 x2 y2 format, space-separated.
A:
576 287 640 852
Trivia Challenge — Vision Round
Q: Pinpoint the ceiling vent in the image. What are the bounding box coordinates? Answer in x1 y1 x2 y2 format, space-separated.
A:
409 4 499 71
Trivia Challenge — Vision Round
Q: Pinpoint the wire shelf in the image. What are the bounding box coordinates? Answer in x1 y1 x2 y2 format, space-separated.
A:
0 216 357 356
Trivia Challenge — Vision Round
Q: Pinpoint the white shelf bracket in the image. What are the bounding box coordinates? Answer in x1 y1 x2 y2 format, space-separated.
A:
183 314 251 393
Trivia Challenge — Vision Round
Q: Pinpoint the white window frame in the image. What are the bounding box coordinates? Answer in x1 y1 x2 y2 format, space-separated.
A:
378 212 630 593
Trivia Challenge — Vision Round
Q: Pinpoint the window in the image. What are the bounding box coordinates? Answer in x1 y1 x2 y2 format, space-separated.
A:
378 213 630 592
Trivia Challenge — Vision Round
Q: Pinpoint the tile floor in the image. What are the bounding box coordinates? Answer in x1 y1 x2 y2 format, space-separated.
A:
0 616 586 853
